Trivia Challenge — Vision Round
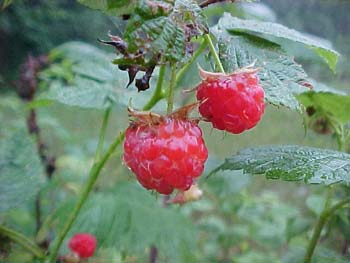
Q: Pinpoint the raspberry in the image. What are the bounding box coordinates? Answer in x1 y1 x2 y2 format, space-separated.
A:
68 233 96 259
123 108 208 194
196 67 265 134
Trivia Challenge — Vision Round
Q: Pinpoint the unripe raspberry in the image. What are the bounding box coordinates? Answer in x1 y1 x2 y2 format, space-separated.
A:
123 107 208 194
68 233 96 259
196 67 265 134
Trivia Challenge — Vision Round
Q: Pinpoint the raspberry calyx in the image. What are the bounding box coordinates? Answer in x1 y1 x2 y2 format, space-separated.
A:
123 105 208 194
196 66 265 134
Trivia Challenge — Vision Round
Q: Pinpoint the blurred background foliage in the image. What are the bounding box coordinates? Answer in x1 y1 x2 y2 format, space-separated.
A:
1 1 350 262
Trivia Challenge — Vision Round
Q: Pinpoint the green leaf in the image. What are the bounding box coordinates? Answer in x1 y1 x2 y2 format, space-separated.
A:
77 0 137 16
212 24 308 110
219 13 339 71
55 183 197 261
210 145 350 185
0 129 45 212
123 0 207 64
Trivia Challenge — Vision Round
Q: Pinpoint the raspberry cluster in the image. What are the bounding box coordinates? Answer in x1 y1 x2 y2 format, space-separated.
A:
123 67 265 196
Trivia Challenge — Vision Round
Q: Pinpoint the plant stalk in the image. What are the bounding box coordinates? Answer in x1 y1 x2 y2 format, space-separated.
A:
204 34 225 74
0 224 45 259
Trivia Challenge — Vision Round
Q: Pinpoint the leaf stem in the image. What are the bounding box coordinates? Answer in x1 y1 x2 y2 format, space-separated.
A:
204 34 225 73
167 63 177 114
48 66 167 262
0 224 45 259
143 64 166 111
95 107 112 162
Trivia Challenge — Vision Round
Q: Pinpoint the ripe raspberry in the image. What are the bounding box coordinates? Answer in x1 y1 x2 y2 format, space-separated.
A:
196 67 265 134
123 107 208 194
68 233 96 259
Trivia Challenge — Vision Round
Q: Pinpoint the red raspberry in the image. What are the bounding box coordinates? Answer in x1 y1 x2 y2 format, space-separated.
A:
196 67 265 134
68 233 96 259
123 109 208 194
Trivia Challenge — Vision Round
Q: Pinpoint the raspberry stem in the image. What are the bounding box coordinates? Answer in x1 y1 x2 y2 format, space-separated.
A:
176 40 207 85
0 224 45 259
143 64 166 111
204 34 225 74
167 63 177 114
95 107 112 162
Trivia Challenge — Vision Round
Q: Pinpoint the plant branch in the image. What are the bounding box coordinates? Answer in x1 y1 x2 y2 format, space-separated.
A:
0 224 45 259
204 34 225 73
167 63 177 114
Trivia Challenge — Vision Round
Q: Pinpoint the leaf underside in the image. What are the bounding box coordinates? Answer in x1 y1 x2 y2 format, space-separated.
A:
219 13 339 71
0 129 45 212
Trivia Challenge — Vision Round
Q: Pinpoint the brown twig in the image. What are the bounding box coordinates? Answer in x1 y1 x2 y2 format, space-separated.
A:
199 0 235 8
149 246 158 263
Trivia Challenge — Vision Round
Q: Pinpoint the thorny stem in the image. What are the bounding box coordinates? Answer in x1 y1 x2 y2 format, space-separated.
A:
48 66 168 262
0 224 45 259
167 63 177 114
204 34 225 74
95 107 112 162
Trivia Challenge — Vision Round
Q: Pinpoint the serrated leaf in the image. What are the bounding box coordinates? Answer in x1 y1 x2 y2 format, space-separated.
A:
55 183 197 262
0 129 45 212
212 25 308 110
219 13 339 71
210 145 350 185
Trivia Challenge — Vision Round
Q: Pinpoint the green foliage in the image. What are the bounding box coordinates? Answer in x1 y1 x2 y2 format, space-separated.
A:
219 13 339 71
37 42 161 110
210 145 350 185
54 183 197 262
0 129 45 212
212 14 309 110
298 90 350 126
